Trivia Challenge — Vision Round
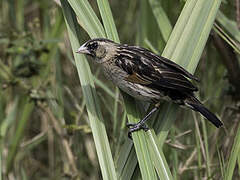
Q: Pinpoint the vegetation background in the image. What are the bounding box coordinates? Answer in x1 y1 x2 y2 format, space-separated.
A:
0 0 240 179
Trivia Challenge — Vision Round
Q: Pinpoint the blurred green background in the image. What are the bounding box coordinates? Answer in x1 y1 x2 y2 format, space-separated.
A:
0 0 240 179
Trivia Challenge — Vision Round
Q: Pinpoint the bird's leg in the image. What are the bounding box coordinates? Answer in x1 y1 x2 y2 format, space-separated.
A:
127 103 160 138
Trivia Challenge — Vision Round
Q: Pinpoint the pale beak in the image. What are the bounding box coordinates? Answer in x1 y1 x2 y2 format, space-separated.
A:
76 43 90 54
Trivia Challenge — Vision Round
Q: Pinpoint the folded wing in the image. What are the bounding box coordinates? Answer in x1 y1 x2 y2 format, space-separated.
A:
115 45 198 93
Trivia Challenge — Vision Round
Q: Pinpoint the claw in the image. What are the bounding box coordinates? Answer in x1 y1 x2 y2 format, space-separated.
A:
127 123 149 139
128 131 132 139
126 122 135 127
141 124 149 131
126 105 159 139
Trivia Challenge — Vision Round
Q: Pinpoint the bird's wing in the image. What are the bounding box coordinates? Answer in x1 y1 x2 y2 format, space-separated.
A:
115 46 198 92
127 46 199 81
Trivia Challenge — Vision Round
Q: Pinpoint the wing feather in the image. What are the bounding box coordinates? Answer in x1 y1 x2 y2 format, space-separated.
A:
115 46 198 93
128 46 199 81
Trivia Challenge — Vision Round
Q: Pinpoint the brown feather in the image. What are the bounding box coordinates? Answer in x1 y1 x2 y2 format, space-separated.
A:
124 73 151 85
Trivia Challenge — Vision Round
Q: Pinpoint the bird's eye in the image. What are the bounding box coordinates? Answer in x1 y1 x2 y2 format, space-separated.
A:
89 42 98 50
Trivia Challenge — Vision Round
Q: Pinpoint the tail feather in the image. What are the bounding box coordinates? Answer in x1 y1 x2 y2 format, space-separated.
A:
185 97 223 128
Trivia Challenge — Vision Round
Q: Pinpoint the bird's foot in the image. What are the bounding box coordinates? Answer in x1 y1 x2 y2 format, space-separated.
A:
126 122 149 139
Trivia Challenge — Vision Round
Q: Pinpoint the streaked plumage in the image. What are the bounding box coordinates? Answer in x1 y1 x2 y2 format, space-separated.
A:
76 38 223 136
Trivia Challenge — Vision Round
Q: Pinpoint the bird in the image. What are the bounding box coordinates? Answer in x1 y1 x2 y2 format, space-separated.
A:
76 38 223 137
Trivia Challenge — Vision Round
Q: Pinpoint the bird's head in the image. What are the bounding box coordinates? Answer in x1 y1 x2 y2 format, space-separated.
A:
76 38 118 63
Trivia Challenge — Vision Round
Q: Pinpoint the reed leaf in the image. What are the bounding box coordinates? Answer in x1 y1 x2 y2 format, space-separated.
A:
61 1 117 179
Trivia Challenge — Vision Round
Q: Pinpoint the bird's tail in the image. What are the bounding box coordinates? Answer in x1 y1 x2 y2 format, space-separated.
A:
185 96 223 128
